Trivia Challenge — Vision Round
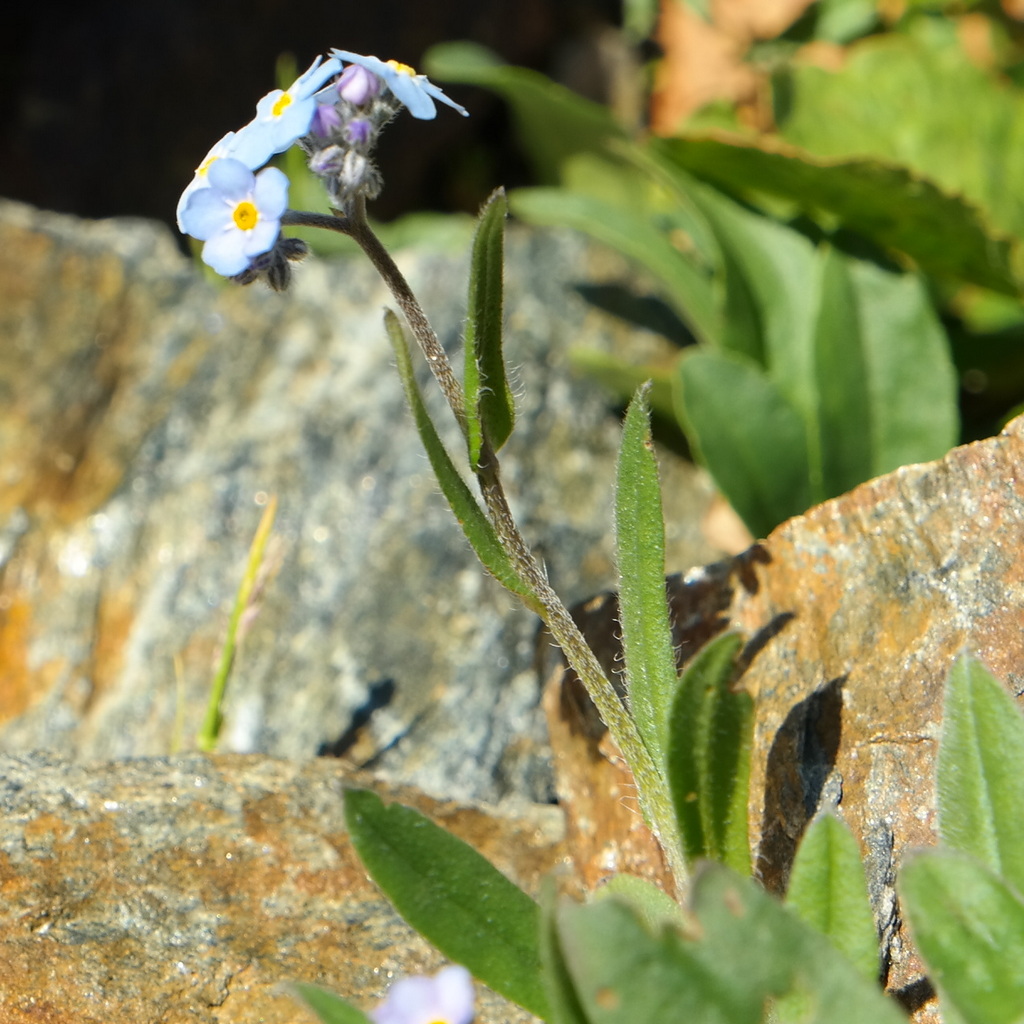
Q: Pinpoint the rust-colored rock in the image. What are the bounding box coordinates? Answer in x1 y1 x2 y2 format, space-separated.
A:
0 753 569 1024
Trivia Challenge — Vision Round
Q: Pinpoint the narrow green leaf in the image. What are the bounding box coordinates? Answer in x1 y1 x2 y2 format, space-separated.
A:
556 896 763 1024
384 311 540 611
810 247 873 502
691 864 905 1024
465 187 514 467
666 632 751 871
344 789 548 1018
509 187 721 346
785 814 878 983
937 653 1024 894
289 983 373 1024
675 349 813 537
615 385 679 768
900 850 1024 1024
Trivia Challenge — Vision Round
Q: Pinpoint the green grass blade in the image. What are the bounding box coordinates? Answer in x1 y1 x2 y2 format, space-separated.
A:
197 495 278 752
344 789 548 1018
615 385 679 768
385 310 540 611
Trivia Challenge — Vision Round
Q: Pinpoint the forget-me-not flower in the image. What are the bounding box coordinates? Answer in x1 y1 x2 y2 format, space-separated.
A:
176 129 262 231
370 965 475 1024
178 158 288 276
235 54 344 168
329 50 469 120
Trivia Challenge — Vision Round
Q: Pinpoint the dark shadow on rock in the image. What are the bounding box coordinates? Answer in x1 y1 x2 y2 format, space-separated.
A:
318 678 396 758
756 675 846 894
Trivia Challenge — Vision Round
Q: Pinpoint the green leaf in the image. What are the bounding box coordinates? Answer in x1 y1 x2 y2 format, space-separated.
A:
846 256 958 475
810 246 872 501
423 42 625 183
539 883 591 1024
593 874 686 932
509 187 721 346
289 983 372 1024
344 789 548 1018
785 814 878 983
657 135 1018 294
675 349 813 537
777 20 1024 258
553 866 902 1024
615 385 679 768
691 864 905 1024
681 180 818 389
666 632 752 872
384 311 540 611
937 654 1024 894
900 850 1024 1024
556 896 763 1024
465 188 514 467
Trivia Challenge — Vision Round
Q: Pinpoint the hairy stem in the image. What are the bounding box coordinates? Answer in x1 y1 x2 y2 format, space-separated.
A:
286 204 687 893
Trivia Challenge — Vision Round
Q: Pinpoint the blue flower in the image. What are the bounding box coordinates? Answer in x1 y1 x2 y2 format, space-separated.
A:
329 50 469 120
176 129 262 231
234 54 344 168
178 158 289 277
370 965 474 1024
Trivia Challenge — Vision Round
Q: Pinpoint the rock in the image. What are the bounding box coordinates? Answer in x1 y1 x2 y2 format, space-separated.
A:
542 416 1024 1022
0 198 718 803
0 752 567 1023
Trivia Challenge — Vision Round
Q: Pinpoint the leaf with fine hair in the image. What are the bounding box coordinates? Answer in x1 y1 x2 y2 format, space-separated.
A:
385 310 540 612
344 789 548 1019
289 983 373 1024
900 849 1024 1024
785 814 878 983
615 384 679 769
666 631 752 872
937 653 1024 894
465 187 514 467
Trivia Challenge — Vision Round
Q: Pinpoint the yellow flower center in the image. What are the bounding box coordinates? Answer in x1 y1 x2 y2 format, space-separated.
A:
233 201 259 231
386 59 417 77
272 91 293 118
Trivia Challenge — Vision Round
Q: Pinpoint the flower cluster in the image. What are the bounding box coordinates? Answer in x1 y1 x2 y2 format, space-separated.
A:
177 50 468 286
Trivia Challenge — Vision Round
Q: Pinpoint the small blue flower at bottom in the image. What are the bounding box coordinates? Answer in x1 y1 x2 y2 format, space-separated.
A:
179 158 289 277
329 50 469 120
370 965 475 1024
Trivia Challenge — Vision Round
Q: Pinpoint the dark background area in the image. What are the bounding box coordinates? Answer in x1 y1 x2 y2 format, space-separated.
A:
1 1 627 234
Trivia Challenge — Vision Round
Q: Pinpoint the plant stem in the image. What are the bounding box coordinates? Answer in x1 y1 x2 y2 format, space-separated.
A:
285 205 688 894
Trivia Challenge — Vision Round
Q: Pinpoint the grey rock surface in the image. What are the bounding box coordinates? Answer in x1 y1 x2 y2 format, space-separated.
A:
0 199 717 803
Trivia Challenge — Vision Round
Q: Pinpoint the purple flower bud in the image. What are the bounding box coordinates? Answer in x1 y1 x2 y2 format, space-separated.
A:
337 64 382 105
345 118 373 146
310 101 342 137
